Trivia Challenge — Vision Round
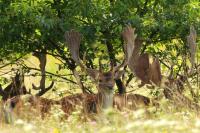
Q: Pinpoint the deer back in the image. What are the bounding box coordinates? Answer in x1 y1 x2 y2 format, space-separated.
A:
114 93 150 110
3 95 56 119
59 93 100 117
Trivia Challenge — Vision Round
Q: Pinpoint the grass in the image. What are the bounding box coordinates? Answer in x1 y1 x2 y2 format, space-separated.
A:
1 99 200 133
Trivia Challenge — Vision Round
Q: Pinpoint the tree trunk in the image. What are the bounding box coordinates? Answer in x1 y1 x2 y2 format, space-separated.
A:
105 40 126 94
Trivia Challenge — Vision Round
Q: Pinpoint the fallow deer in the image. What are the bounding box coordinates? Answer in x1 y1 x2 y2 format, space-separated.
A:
113 93 150 110
0 72 28 101
1 53 54 123
63 25 153 114
127 26 200 111
2 94 57 123
1 26 153 122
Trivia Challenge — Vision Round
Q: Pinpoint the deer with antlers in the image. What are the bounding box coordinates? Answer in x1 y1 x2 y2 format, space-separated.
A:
62 25 152 114
126 26 200 111
0 69 54 123
0 72 28 101
1 94 58 123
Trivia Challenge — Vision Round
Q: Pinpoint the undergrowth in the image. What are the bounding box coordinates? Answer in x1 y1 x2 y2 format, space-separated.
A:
1 98 200 133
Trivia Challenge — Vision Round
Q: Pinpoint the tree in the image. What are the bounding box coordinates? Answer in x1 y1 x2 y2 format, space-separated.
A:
0 0 199 95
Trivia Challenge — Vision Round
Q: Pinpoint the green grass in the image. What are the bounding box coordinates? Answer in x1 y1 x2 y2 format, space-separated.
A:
1 100 200 133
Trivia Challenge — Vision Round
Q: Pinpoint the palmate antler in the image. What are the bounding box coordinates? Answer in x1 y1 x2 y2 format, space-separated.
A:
187 25 197 72
64 30 99 80
64 30 82 67
127 35 162 86
113 25 137 72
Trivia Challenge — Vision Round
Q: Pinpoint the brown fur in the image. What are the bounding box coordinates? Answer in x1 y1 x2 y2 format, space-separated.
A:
62 27 154 115
149 58 162 86
0 73 28 101
128 38 162 87
59 93 151 116
2 92 152 120
64 26 137 112
3 95 56 119
59 93 111 117
59 94 84 117
114 94 150 110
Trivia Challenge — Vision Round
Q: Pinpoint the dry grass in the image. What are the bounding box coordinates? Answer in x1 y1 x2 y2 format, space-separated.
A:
1 98 200 133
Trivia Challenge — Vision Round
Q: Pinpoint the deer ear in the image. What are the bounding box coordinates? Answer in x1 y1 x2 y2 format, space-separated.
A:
114 70 125 80
86 68 99 81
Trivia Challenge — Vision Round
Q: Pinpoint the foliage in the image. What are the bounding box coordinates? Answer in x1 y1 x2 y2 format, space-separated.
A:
0 1 200 132
0 0 199 93
1 0 199 58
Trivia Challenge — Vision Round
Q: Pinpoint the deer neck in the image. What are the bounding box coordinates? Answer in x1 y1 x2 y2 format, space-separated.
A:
98 88 114 109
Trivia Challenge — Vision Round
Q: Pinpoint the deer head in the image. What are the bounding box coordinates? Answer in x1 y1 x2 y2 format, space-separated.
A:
64 26 137 109
0 72 28 101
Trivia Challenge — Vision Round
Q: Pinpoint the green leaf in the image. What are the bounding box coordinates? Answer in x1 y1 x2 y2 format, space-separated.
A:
35 29 41 36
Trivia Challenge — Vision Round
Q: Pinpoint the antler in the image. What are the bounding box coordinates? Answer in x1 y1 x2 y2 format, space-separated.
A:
149 58 162 86
187 25 197 72
65 30 99 80
114 25 137 72
0 84 8 98
65 30 85 69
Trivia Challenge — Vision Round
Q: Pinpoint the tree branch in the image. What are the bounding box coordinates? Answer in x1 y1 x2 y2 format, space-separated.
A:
35 81 55 96
22 65 77 84
0 55 24 69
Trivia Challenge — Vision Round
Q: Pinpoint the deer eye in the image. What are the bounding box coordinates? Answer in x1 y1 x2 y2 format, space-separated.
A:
99 79 102 82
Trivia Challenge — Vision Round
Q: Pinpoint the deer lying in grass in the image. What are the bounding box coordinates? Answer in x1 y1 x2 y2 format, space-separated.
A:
63 25 152 114
2 94 57 123
1 52 55 123
113 93 151 110
59 93 99 117
59 93 151 117
0 72 28 101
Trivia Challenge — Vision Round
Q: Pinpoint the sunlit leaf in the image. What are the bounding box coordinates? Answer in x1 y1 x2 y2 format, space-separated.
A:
35 29 41 36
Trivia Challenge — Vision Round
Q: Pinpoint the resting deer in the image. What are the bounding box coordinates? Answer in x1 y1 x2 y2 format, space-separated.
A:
2 94 57 123
1 68 54 123
114 93 151 111
63 25 152 114
0 72 28 101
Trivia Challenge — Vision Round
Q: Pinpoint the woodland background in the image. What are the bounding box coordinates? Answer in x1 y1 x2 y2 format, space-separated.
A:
0 0 200 133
